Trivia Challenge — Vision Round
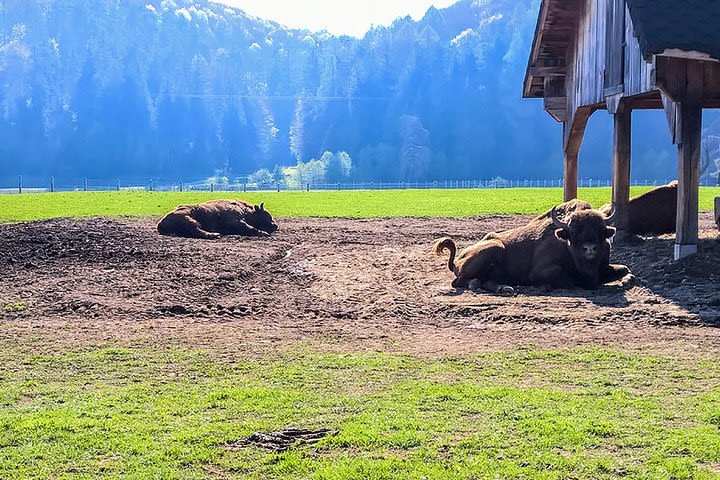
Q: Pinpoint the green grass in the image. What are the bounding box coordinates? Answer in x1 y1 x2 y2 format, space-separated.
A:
1 345 720 479
1 188 719 222
1 302 27 313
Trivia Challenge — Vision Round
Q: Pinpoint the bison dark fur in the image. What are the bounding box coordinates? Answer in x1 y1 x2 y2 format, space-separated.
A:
600 181 677 235
434 200 631 294
157 200 278 239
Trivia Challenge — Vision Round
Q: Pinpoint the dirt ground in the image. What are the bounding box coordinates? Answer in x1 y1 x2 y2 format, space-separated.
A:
1 214 720 357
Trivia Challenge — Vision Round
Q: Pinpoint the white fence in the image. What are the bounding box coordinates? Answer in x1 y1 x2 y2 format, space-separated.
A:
1 177 718 194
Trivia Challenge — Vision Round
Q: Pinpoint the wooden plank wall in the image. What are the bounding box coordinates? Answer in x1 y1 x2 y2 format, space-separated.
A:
566 0 655 120
623 6 655 96
604 0 625 90
566 0 607 120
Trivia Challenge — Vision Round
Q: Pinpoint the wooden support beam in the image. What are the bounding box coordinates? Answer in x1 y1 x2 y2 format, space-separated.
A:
715 196 720 229
612 109 632 232
675 102 702 260
662 93 680 144
562 108 593 201
564 150 578 202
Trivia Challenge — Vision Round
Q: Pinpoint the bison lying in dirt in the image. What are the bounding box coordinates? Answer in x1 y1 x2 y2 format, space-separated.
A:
434 200 631 294
158 200 278 239
600 181 677 235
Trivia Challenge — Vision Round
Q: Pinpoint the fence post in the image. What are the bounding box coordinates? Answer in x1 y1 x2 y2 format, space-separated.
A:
243 183 247 193
50 176 55 193
306 182 310 192
210 183 214 193
179 181 183 192
115 179 120 191
18 175 22 194
149 179 153 192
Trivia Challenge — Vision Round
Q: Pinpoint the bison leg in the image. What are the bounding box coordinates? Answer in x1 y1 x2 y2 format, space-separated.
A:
481 280 515 296
529 266 576 290
226 220 270 237
599 264 631 284
453 240 506 290
159 214 221 240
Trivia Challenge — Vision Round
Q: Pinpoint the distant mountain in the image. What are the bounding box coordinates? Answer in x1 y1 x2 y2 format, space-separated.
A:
0 0 686 186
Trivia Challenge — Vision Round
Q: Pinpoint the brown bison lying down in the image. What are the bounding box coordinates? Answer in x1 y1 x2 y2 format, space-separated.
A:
158 200 278 239
600 181 677 235
434 200 631 294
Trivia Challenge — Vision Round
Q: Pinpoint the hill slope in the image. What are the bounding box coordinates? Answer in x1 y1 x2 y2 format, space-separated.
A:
0 0 685 185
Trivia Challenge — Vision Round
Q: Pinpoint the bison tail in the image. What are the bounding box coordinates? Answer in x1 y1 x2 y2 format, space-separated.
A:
433 237 457 273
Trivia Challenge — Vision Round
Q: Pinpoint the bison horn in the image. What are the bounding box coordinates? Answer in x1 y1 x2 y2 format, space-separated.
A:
260 202 265 211
551 206 570 230
603 205 617 225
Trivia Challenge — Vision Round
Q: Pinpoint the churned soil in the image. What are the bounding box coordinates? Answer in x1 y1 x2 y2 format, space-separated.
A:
1 214 719 356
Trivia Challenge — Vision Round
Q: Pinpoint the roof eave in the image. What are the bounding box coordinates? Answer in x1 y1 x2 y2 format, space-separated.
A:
657 49 720 63
523 0 550 98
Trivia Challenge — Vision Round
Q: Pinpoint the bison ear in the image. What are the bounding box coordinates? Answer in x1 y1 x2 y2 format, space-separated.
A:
605 226 617 239
555 228 569 242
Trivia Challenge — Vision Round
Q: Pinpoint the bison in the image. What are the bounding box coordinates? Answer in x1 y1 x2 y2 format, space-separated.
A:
434 200 631 294
600 181 677 235
157 200 278 239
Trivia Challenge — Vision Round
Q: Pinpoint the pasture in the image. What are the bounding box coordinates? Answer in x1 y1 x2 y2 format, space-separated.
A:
1 191 720 478
1 187 719 222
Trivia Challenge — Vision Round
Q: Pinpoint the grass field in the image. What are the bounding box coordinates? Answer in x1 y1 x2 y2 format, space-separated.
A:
1 187 719 222
3 188 720 479
2 345 720 479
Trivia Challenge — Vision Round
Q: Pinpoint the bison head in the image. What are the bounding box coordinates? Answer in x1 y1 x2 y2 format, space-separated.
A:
552 206 616 275
250 203 279 234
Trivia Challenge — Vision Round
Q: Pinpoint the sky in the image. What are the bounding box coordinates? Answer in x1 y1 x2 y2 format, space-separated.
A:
215 0 459 37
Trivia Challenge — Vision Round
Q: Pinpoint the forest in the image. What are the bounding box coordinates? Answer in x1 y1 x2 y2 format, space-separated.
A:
0 0 717 186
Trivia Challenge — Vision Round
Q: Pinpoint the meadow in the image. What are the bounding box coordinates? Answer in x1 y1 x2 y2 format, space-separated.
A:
1 187 719 222
2 345 720 479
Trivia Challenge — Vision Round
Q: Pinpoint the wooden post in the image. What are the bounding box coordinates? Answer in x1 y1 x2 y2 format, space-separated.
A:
562 109 593 202
675 103 702 260
612 109 632 232
714 196 720 229
563 151 578 201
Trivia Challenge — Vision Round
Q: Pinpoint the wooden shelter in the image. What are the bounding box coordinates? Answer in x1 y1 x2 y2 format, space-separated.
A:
523 0 720 260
